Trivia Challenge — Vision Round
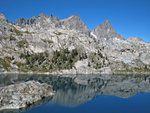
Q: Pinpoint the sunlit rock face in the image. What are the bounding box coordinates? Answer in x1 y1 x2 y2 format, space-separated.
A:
0 13 150 74
0 80 55 111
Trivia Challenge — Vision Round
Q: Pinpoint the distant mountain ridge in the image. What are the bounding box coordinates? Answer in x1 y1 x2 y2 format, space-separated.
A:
0 13 150 74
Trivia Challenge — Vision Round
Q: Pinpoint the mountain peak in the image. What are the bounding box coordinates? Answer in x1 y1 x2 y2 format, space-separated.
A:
103 20 111 25
38 13 48 18
92 20 124 40
60 15 90 35
0 13 6 20
100 20 113 30
70 15 80 19
101 20 113 30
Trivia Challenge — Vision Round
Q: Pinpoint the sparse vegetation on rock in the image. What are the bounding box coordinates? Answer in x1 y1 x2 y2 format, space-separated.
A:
0 13 150 74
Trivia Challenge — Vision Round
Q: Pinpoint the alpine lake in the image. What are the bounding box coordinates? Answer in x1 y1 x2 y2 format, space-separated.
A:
0 74 150 113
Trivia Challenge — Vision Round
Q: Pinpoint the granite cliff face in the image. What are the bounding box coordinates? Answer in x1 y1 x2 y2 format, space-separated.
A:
0 13 150 74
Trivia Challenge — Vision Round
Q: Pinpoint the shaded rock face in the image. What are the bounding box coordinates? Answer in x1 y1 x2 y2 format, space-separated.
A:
14 14 89 35
60 15 90 35
14 13 60 31
0 14 13 37
14 17 36 26
92 20 124 40
0 81 55 111
140 53 150 65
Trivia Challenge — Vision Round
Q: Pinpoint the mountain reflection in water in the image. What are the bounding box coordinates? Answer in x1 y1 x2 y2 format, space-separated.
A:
0 74 150 113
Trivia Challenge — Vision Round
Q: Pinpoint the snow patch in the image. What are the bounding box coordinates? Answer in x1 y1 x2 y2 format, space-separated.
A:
114 37 121 40
90 32 97 39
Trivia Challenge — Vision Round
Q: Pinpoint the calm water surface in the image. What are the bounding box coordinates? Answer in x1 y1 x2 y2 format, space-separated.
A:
0 74 150 113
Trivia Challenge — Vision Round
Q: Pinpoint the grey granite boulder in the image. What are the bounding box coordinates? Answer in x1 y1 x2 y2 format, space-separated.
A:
140 53 150 65
0 81 55 111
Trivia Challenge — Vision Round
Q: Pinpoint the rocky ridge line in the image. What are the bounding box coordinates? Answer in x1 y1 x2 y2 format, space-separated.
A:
0 13 150 74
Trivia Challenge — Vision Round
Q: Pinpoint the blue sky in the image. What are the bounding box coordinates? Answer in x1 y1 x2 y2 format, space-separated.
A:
0 0 150 42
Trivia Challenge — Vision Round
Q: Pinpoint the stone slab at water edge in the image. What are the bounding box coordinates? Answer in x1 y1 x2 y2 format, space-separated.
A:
0 81 55 111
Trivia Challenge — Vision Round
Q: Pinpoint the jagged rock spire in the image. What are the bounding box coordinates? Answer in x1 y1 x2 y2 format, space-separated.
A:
50 14 53 20
38 13 49 18
92 20 124 40
0 13 6 20
54 16 59 21
60 15 90 35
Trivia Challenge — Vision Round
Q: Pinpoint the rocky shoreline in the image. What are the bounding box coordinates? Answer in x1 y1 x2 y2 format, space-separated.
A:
1 70 150 76
0 81 55 111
